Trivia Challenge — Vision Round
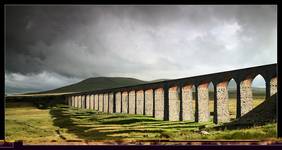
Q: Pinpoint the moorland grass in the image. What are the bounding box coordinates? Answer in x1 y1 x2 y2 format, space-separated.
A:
5 98 277 144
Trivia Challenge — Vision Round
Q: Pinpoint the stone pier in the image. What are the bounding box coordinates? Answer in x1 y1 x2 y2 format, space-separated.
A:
129 91 136 114
76 96 79 108
80 96 83 108
75 96 78 108
78 96 82 108
115 92 121 113
214 81 230 123
109 93 114 113
196 83 210 122
270 77 277 96
154 88 164 120
78 96 81 108
74 96 77 108
82 95 84 108
71 96 74 107
136 90 144 115
169 86 180 121
77 96 80 108
122 92 128 113
99 94 103 111
85 95 90 109
94 94 98 110
239 78 253 117
90 95 94 109
103 93 109 113
145 89 153 116
182 85 194 121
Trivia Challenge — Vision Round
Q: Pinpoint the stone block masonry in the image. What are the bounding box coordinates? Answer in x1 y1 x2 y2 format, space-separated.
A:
197 83 210 122
239 78 253 117
182 85 194 121
154 88 164 120
115 92 121 113
81 95 85 109
214 81 230 123
90 95 94 109
94 94 99 110
99 94 103 111
129 91 136 114
86 95 90 109
109 93 114 113
104 93 109 113
122 92 129 113
74 96 77 108
145 89 154 116
78 96 82 108
169 86 180 121
270 77 277 96
136 90 144 115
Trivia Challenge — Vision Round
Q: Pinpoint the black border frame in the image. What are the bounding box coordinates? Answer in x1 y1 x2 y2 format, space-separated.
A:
1 0 281 149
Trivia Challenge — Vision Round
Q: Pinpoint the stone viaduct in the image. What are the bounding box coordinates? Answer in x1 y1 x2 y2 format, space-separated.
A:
65 64 277 124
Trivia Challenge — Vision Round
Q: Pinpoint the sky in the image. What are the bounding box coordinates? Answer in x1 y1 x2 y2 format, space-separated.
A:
5 5 277 94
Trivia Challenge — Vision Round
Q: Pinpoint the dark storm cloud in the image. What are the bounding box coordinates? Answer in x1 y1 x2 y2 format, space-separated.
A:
5 5 277 94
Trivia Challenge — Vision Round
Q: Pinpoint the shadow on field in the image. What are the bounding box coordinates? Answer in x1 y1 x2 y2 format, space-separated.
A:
101 118 157 125
49 107 204 140
50 108 127 140
215 93 277 130
49 108 170 140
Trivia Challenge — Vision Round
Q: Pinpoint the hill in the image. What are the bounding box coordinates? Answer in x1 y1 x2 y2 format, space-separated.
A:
36 77 148 94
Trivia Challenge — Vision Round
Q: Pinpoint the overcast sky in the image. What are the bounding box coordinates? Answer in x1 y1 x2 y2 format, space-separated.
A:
5 5 277 94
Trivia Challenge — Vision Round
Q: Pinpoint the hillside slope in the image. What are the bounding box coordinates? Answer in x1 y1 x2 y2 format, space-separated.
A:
37 77 148 94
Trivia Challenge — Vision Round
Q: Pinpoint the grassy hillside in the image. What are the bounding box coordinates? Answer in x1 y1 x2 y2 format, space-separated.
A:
35 77 148 94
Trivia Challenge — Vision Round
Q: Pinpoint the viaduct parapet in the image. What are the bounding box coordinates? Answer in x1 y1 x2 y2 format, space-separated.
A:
65 64 277 124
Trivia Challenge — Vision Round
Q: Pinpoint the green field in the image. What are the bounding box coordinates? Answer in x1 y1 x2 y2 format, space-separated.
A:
5 98 277 144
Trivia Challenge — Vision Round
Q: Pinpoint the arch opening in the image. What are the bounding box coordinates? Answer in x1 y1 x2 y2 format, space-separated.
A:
252 74 266 108
227 78 237 121
208 82 214 122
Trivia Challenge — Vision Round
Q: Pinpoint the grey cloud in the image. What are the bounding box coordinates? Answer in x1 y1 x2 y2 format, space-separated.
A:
5 5 276 93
